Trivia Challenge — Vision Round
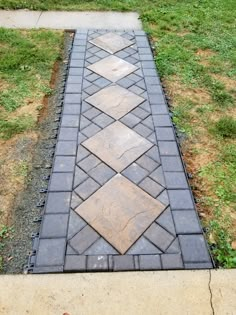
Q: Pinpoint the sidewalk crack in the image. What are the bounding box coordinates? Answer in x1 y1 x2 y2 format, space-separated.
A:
35 11 43 27
208 270 215 315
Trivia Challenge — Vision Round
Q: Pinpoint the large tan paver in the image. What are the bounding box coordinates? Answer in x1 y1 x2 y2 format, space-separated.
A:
90 32 133 54
86 85 144 119
76 174 165 254
87 55 138 82
0 271 213 315
83 121 153 172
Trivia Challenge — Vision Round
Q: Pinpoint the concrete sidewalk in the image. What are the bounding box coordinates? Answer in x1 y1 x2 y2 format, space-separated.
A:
0 10 142 29
0 270 236 315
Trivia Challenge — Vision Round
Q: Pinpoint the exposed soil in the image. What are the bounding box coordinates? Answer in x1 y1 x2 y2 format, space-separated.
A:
1 32 72 274
196 49 216 67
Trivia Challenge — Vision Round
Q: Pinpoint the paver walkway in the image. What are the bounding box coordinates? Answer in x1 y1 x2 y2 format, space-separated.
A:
32 30 213 273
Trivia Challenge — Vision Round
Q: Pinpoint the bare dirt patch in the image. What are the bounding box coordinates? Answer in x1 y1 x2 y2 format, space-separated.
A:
196 49 216 67
211 74 236 93
0 133 38 225
166 76 212 104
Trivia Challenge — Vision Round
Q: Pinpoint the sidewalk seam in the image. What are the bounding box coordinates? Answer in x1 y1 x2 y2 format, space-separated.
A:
208 270 215 315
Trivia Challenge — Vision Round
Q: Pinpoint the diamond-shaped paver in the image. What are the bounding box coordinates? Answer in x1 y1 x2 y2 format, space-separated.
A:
144 223 175 252
69 225 100 254
83 121 153 172
85 85 144 120
87 56 137 82
88 162 116 185
90 32 133 54
75 175 165 254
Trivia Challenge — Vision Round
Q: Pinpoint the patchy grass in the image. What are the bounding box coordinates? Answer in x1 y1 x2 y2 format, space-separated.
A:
0 29 63 269
0 0 235 267
0 116 34 140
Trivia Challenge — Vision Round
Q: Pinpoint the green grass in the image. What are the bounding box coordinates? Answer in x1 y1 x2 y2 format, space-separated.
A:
212 117 236 139
0 0 235 267
0 28 63 139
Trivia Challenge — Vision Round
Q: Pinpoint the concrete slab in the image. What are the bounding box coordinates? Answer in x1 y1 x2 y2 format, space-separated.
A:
0 10 41 28
211 269 236 315
0 10 142 29
0 271 212 315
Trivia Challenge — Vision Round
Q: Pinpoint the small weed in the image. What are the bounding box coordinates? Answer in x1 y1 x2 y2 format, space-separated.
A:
13 161 28 177
212 116 236 139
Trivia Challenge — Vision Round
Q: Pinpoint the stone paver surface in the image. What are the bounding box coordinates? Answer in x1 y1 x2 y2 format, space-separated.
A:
33 30 213 272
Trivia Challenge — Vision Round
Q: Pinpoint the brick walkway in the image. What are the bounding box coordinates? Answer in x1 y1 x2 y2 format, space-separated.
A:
32 30 213 273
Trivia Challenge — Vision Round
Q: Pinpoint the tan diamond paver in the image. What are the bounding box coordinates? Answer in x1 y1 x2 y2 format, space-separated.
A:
87 55 137 82
83 121 153 172
75 174 165 254
85 85 144 119
89 32 133 54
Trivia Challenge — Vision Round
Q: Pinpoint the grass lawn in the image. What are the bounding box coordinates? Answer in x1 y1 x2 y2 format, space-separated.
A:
0 0 235 268
0 28 63 269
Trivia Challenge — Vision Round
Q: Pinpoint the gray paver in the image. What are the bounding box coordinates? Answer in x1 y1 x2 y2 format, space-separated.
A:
172 210 202 234
61 115 79 128
59 128 78 141
122 163 149 184
87 255 108 271
67 210 86 239
161 253 184 269
144 223 175 252
179 235 211 263
155 127 175 141
161 156 184 172
126 237 161 255
75 177 100 200
168 190 194 210
83 238 118 255
73 167 88 188
156 207 176 236
136 155 158 172
45 192 71 214
159 141 179 156
139 255 162 270
55 141 77 156
64 255 86 271
164 172 188 189
53 156 75 172
64 94 81 104
63 104 81 115
36 239 66 266
49 173 73 192
139 177 164 198
69 225 99 254
88 163 116 185
78 154 101 172
113 256 135 271
92 113 114 128
41 214 68 238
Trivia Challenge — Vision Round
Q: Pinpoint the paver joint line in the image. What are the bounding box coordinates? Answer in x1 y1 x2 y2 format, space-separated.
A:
31 29 213 273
